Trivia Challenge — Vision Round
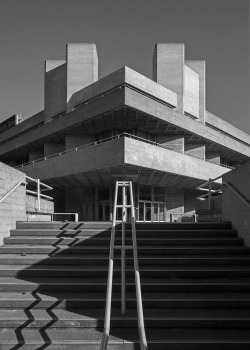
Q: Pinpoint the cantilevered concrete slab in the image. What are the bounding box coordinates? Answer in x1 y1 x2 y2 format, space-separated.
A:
19 137 228 188
0 67 249 163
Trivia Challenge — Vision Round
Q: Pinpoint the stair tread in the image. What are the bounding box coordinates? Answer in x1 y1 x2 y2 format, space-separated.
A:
1 328 250 344
1 290 250 301
1 244 247 248
6 236 241 240
1 264 250 271
1 308 250 320
2 276 250 284
1 254 250 260
2 221 250 348
0 328 120 343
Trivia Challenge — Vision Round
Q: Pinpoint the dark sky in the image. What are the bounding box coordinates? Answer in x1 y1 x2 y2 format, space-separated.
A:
0 0 249 132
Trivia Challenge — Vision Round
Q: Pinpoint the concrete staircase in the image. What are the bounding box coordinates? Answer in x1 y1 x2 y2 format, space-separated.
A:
0 221 250 349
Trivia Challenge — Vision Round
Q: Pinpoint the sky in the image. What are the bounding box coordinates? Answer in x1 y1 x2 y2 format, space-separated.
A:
0 0 249 132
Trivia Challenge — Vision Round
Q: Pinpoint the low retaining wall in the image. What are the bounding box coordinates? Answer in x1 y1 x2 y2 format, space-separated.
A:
0 163 26 245
222 162 250 246
26 194 54 222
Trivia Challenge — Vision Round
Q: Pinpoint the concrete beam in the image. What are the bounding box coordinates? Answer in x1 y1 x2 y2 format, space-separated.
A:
0 111 44 144
206 110 250 145
124 87 250 158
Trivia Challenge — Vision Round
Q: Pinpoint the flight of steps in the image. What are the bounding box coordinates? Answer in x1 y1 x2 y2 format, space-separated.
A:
0 221 250 349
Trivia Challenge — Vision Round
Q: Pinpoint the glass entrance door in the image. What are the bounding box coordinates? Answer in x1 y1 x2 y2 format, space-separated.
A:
139 201 152 222
153 202 164 221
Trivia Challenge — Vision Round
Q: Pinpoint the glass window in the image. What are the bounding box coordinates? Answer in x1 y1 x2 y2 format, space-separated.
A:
139 202 144 221
145 203 151 221
159 203 164 221
153 203 158 221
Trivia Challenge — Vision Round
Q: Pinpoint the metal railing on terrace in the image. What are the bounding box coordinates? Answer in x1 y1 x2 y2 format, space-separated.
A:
196 175 250 211
1 79 249 154
0 83 174 146
15 133 235 170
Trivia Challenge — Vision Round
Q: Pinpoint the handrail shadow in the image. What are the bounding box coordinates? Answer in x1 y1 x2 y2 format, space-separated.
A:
12 222 142 349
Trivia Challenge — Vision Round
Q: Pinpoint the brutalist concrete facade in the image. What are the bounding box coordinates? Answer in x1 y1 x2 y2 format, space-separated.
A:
0 43 250 222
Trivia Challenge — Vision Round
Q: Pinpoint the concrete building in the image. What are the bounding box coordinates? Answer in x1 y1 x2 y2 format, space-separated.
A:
0 42 250 222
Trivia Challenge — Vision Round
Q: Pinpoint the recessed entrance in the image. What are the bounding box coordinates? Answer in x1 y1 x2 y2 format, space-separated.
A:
98 201 110 221
138 185 165 222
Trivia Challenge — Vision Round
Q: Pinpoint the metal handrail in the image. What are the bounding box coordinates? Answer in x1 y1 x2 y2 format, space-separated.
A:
129 182 147 349
0 176 53 212
100 182 118 349
52 212 79 222
0 180 27 203
197 176 250 211
100 181 147 350
26 176 53 211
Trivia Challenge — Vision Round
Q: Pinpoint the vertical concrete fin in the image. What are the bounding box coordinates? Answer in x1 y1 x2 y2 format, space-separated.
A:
66 43 98 107
184 65 199 119
44 60 67 123
185 60 206 123
153 43 185 113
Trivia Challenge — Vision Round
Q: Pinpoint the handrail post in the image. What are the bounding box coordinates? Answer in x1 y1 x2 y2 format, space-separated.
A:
100 181 118 350
101 181 147 350
37 179 41 211
129 182 147 350
208 178 211 211
121 184 126 315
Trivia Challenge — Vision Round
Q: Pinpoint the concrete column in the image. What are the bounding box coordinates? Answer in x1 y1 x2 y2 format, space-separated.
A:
153 43 185 113
206 152 221 165
184 190 199 214
157 134 184 153
65 134 93 150
186 60 206 123
29 150 44 162
185 142 205 160
66 43 98 110
44 142 65 157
